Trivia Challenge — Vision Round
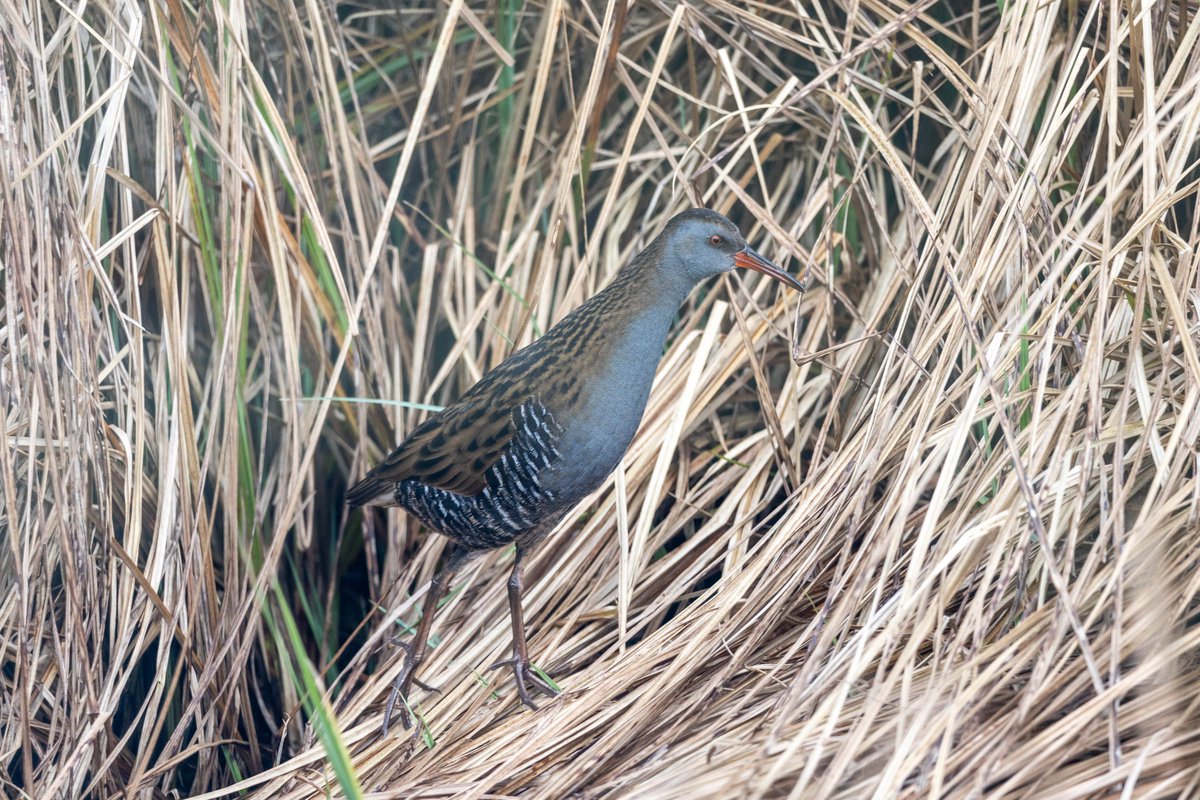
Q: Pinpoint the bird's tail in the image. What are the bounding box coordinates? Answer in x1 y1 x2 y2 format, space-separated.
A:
345 476 393 507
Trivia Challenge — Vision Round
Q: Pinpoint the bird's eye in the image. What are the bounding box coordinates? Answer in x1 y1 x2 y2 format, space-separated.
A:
709 234 724 246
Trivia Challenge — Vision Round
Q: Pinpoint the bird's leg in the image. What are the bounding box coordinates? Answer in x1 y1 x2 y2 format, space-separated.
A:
383 550 463 736
490 544 559 709
385 639 441 693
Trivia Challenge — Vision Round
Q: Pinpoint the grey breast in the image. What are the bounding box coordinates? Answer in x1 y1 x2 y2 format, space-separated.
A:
548 308 675 503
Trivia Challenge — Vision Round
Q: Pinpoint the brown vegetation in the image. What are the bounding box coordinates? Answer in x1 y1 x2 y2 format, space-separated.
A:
2 0 1199 797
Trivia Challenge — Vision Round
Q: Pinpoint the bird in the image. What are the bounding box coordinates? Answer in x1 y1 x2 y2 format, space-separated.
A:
347 208 804 734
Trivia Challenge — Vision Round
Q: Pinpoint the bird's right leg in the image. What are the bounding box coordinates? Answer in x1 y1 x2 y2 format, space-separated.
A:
490 543 559 709
383 548 465 735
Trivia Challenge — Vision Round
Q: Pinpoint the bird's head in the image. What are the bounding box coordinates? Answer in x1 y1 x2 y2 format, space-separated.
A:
659 208 805 291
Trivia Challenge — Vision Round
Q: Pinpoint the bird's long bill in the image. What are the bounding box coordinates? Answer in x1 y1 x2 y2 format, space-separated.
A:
733 247 805 291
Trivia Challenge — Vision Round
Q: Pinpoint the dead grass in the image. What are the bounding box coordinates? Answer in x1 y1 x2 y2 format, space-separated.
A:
2 0 1200 797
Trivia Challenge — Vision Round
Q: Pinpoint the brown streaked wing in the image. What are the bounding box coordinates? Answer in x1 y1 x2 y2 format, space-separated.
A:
370 394 517 496
351 345 555 499
347 298 610 504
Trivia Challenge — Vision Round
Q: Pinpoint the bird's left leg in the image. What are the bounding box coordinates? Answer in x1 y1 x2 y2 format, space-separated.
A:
383 547 466 735
490 543 559 708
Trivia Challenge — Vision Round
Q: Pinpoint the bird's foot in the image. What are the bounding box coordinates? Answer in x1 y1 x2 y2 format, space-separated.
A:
388 637 441 692
382 639 436 736
489 655 559 710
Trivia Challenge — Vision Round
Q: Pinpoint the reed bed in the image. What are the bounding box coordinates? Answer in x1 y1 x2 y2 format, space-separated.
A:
2 0 1199 797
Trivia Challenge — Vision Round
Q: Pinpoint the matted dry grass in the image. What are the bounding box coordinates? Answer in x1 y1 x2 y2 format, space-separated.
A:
2 0 1199 797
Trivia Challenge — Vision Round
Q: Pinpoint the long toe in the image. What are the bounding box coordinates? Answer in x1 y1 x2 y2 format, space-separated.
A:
413 676 441 693
382 677 412 735
489 656 560 710
488 656 517 672
390 643 441 692
382 638 445 734
527 667 559 698
519 662 559 709
382 655 429 734
512 668 541 710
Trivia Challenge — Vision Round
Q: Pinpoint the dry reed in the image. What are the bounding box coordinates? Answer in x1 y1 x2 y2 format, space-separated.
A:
2 0 1199 798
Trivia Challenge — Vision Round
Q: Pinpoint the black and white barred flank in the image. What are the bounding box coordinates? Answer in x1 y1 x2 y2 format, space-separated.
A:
395 399 565 550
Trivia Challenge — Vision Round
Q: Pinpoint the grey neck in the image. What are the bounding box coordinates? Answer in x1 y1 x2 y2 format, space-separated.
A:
618 248 701 320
